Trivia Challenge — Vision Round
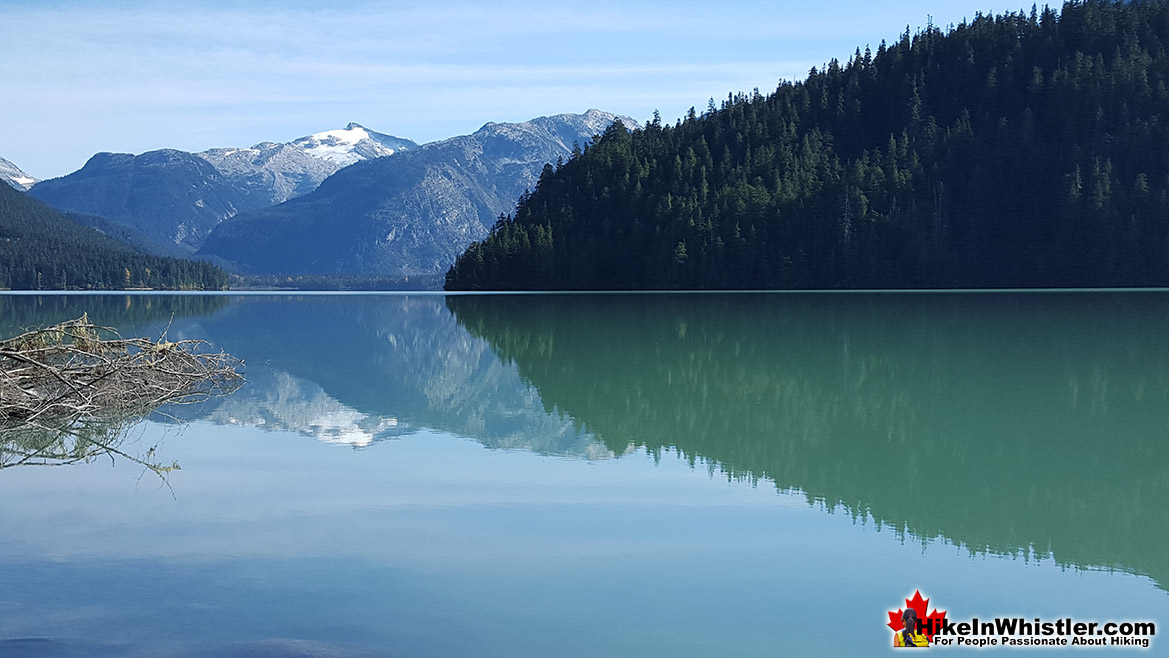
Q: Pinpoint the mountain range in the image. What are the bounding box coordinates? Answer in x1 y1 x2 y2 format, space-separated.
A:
16 110 629 280
26 123 418 254
198 110 632 276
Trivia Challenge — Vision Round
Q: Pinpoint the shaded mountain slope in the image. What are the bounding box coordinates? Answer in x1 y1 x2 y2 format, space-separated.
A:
198 110 634 276
28 149 257 252
0 183 227 289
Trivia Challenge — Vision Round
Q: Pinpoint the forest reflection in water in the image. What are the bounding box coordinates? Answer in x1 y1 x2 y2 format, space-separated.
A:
2 291 1167 596
447 291 1169 592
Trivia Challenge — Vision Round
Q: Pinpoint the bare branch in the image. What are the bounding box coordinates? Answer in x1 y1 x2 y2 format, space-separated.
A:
0 314 244 474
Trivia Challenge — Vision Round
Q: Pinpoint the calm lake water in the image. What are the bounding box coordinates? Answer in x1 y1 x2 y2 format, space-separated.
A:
0 291 1166 656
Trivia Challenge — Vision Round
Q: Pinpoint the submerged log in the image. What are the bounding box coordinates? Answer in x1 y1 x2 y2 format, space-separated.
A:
0 314 243 470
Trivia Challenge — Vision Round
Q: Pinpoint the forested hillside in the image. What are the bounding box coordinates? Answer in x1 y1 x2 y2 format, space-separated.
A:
447 1 1169 290
0 183 228 290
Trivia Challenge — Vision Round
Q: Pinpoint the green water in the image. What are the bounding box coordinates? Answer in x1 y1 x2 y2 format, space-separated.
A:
0 291 1165 656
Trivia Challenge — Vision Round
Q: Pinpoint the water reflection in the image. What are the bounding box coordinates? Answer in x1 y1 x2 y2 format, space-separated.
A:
200 370 405 447
171 295 606 458
0 293 229 338
447 292 1169 592
0 416 177 474
4 291 1166 595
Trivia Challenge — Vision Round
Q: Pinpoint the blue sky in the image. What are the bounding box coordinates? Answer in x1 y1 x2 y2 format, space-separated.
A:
1 1 1027 179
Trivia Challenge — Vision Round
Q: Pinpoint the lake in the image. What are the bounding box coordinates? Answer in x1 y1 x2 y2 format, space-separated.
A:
0 291 1165 656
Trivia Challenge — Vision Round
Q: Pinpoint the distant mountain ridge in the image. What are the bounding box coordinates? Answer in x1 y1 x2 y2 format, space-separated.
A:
197 109 635 276
29 149 253 252
27 123 418 252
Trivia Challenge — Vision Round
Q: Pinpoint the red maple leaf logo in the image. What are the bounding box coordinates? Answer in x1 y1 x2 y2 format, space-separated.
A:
888 590 947 642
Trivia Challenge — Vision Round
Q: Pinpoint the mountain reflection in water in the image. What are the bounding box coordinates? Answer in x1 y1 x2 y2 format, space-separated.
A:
167 294 606 459
3 291 1166 595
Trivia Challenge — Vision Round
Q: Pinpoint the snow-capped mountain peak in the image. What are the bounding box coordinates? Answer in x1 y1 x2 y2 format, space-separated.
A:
310 123 370 145
194 124 420 205
291 122 417 167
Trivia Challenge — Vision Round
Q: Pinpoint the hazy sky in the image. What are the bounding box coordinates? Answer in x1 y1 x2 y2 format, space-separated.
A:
1 0 1025 179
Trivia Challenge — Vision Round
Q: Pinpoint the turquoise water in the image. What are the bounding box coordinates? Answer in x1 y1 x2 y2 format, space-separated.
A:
0 292 1165 656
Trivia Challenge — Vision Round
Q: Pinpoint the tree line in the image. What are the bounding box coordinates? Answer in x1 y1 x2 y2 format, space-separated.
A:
447 1 1169 289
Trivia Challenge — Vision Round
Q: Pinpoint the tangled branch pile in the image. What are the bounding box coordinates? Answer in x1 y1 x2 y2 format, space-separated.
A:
0 314 243 469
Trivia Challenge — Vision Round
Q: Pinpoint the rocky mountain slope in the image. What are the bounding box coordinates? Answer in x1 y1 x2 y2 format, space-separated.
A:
198 109 634 276
197 123 417 206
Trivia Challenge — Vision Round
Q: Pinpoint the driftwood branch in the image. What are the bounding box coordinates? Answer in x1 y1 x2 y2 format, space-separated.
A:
0 313 244 472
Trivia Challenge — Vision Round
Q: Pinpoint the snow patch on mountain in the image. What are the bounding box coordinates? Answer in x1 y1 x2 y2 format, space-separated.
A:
0 155 38 191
